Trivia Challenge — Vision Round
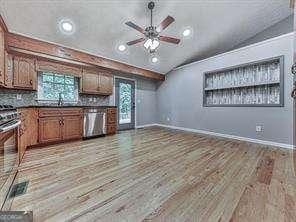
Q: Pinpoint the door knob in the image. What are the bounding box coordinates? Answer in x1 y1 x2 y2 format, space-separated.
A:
291 63 296 75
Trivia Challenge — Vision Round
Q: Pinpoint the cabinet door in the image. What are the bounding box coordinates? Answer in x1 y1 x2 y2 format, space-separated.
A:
99 74 113 95
82 70 99 93
38 117 62 143
4 52 13 88
13 56 37 90
62 115 82 140
0 26 4 86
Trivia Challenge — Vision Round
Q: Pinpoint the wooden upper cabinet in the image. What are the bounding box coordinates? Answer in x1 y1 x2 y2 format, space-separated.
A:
81 69 100 94
81 68 113 95
99 73 113 95
4 52 13 88
62 115 83 140
13 56 37 90
0 25 4 86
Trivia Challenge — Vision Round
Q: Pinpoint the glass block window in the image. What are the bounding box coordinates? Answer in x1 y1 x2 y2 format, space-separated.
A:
38 72 78 102
119 82 132 124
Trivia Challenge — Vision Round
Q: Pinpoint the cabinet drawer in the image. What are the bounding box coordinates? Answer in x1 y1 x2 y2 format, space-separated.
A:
60 108 82 116
107 108 116 115
39 108 61 117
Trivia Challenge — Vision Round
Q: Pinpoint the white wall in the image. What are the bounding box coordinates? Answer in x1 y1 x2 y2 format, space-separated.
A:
156 33 294 145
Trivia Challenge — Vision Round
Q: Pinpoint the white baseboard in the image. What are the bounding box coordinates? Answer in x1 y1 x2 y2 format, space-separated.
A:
135 123 158 129
136 123 293 149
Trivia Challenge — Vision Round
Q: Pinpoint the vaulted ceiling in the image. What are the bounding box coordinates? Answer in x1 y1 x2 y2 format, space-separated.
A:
0 0 292 74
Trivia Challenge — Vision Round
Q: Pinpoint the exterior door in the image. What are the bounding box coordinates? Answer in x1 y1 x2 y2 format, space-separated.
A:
115 78 135 130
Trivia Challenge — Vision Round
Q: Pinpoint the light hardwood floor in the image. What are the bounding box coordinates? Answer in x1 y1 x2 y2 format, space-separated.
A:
9 127 296 222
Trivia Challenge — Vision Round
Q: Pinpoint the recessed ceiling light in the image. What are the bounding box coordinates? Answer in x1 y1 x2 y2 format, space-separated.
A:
118 44 126 51
62 22 73 32
182 29 191 37
59 19 75 34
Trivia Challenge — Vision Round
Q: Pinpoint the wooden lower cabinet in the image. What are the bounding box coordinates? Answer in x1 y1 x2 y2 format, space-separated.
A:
106 108 117 135
38 108 83 144
18 108 38 162
38 117 63 143
62 115 83 140
18 107 115 155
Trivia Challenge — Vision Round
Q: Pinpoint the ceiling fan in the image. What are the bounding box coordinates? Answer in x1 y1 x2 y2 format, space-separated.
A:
125 1 180 53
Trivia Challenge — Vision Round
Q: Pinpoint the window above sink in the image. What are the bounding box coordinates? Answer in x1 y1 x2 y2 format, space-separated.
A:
37 72 79 102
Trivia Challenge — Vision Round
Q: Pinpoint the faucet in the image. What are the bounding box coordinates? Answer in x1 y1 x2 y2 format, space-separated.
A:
58 93 64 106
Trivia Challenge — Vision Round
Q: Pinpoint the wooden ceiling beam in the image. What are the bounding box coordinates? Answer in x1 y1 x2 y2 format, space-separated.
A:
6 32 165 81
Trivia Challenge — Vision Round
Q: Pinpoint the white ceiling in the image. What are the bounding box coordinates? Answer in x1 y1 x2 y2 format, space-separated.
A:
0 0 292 74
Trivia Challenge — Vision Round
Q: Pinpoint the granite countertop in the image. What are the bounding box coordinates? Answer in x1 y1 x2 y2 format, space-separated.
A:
16 105 117 109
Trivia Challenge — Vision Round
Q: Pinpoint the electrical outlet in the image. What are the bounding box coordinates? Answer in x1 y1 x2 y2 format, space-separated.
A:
256 125 263 132
16 94 22 100
93 98 96 102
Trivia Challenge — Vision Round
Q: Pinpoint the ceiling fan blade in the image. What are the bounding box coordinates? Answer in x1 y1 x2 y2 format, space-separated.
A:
157 16 175 32
159 36 180 44
126 38 145 46
125 21 145 33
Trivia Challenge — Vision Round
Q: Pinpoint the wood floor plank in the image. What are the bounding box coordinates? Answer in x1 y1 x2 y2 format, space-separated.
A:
8 127 296 222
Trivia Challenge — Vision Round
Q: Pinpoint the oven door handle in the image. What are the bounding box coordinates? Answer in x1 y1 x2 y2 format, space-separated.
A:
0 120 21 132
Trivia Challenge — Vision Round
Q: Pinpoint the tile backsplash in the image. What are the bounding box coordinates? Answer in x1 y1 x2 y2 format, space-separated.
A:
0 89 111 107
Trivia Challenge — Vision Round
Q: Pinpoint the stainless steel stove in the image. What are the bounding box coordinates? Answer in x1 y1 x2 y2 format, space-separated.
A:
0 105 21 209
0 105 21 132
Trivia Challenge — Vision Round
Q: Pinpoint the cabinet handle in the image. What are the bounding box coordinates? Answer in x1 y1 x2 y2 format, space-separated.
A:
59 120 62 125
30 80 33 85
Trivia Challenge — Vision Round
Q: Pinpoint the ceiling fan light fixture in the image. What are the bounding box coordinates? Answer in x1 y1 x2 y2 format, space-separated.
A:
144 38 160 52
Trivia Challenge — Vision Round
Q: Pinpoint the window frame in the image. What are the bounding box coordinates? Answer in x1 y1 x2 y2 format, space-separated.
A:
37 71 79 103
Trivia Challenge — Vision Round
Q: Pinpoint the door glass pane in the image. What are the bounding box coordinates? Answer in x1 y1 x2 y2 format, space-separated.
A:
119 82 132 124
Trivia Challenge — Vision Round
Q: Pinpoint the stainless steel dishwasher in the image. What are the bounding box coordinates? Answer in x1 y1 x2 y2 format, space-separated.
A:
83 108 106 138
